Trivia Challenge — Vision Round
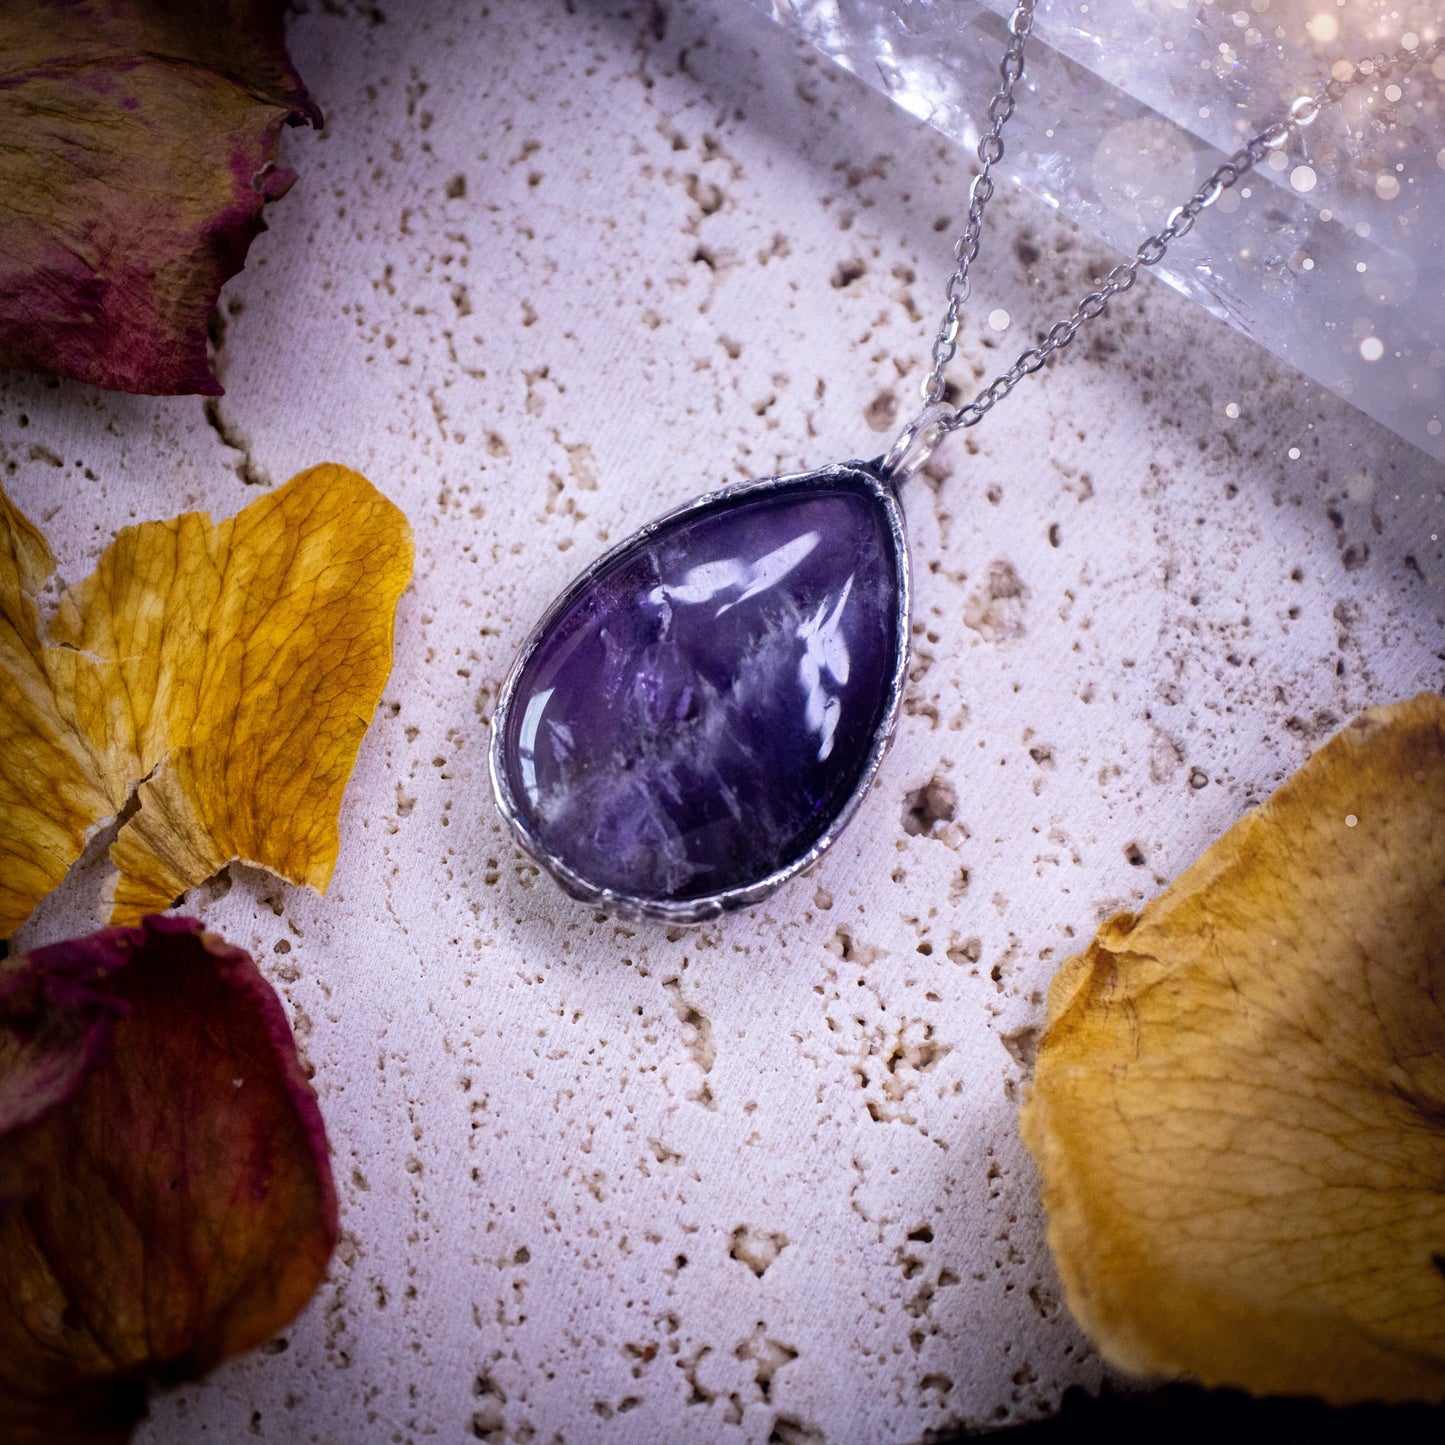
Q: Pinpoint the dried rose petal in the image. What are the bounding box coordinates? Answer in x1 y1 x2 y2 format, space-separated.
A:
0 465 414 934
0 916 337 1443
0 0 319 395
1021 694 1445 1403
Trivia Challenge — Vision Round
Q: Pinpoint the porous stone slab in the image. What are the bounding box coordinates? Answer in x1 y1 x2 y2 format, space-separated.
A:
3 0 1442 1442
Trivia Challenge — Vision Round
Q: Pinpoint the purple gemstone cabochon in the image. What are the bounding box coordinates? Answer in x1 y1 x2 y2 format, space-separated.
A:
498 472 905 906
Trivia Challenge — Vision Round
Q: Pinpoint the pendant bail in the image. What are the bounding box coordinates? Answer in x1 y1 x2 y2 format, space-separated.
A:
881 401 955 486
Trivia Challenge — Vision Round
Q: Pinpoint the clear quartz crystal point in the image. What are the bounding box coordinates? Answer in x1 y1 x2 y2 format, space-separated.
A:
750 0 1445 460
490 463 911 922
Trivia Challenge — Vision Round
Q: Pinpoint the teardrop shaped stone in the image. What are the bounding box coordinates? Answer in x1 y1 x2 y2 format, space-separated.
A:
493 466 908 916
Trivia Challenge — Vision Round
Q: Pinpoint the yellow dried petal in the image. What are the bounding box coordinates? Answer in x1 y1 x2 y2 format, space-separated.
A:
1021 693 1445 1403
0 465 412 934
0 495 116 932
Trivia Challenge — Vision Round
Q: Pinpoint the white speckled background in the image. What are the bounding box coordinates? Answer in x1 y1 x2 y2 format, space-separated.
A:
6 1 1444 1441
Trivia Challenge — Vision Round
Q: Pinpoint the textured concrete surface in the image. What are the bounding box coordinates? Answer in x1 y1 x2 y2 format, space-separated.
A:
5 1 1443 1441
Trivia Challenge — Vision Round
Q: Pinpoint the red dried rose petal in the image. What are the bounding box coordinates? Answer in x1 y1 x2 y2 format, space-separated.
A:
0 916 337 1443
0 1 320 395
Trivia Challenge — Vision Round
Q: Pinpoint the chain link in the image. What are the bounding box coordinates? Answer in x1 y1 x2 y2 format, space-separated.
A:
919 0 1039 406
893 26 1444 463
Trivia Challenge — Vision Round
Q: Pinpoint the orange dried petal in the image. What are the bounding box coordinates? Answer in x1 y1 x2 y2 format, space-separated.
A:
1021 693 1445 1403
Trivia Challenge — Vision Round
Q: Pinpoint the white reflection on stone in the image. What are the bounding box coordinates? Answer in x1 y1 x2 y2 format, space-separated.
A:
518 686 555 803
797 575 854 761
652 531 821 614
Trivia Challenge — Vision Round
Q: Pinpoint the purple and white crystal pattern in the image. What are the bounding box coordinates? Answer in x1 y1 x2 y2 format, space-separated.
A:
499 479 904 904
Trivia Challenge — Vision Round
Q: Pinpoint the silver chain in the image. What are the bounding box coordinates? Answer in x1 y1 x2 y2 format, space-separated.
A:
919 0 1039 410
886 12 1444 478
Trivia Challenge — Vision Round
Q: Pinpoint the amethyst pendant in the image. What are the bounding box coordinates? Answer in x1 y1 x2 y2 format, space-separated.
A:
489 462 910 922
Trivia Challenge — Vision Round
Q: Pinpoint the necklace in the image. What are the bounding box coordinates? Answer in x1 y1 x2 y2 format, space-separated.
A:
489 4 1438 923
